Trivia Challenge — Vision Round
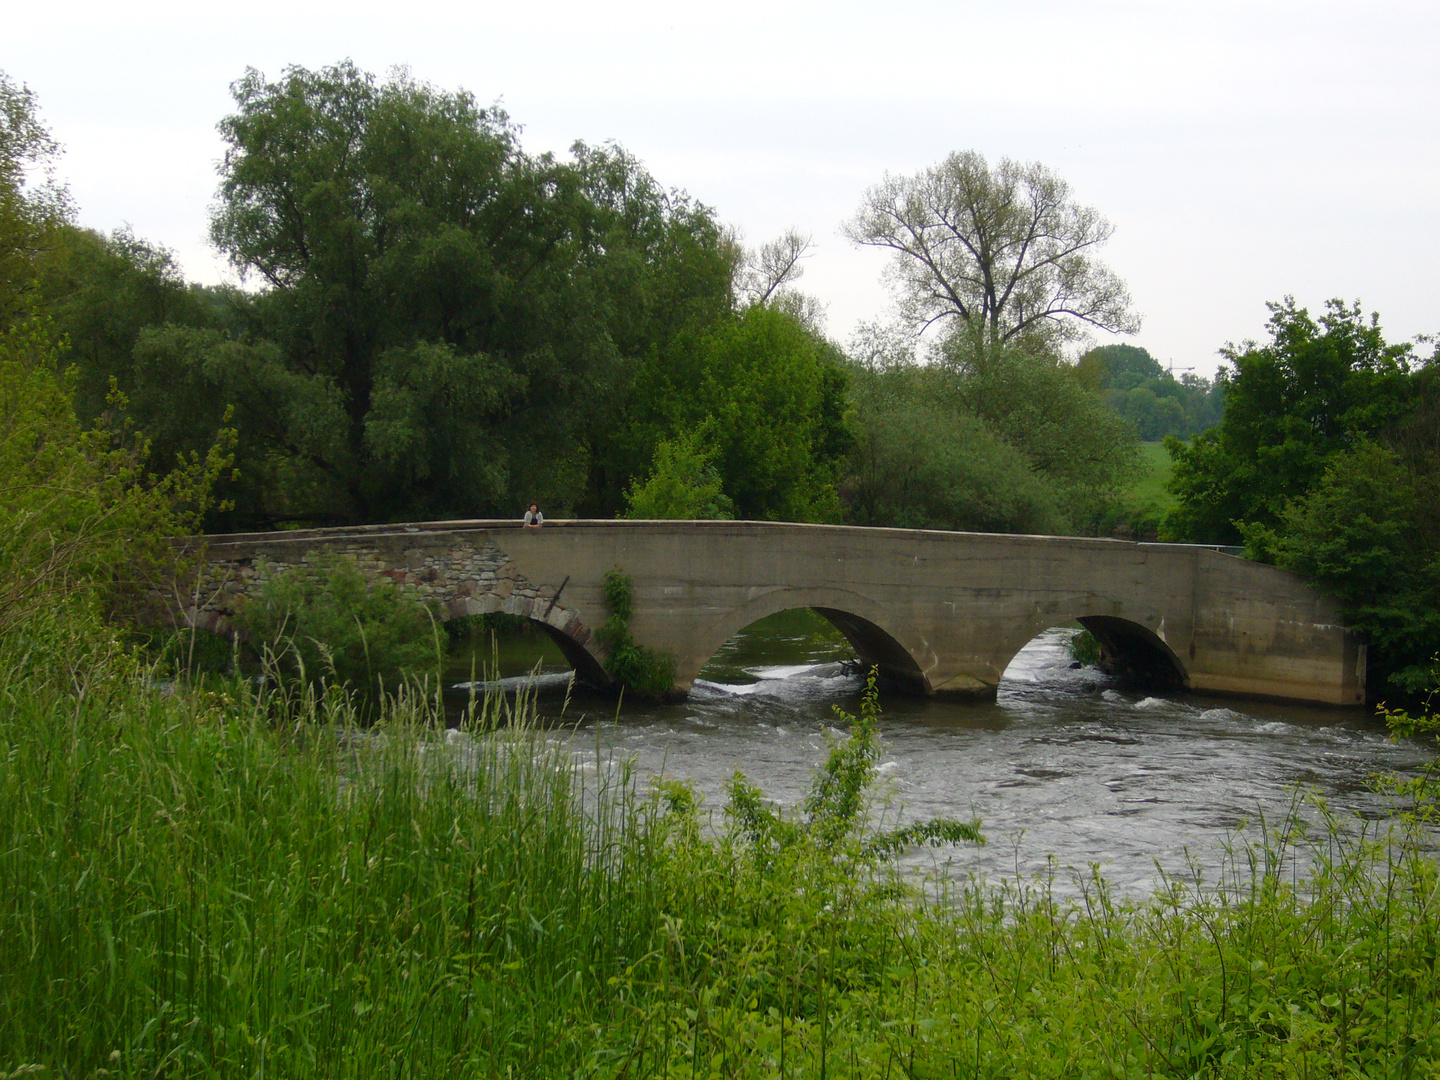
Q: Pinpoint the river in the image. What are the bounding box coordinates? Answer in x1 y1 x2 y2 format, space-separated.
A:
445 610 1432 896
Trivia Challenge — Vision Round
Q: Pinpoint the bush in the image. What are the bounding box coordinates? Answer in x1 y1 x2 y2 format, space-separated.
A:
0 317 232 659
134 625 235 678
233 556 442 693
1069 628 1102 665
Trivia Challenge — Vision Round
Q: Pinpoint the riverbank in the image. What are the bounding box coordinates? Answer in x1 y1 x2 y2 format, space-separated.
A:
3 635 1439 1078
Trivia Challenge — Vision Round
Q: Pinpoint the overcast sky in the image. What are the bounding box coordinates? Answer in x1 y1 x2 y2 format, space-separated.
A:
8 0 1437 374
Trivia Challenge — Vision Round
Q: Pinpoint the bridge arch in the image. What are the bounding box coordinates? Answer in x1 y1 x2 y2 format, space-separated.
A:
993 597 1190 692
440 593 609 687
675 587 932 695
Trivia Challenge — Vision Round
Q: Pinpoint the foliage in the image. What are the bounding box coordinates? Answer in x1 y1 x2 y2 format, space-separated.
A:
623 431 734 519
943 331 1141 530
0 318 232 643
137 626 236 678
72 61 735 528
1069 628 1102 665
442 610 533 642
843 329 1138 535
0 70 70 324
845 150 1138 346
733 227 811 309
1165 298 1421 545
35 225 232 423
1378 669 1440 816
1077 342 1224 440
844 360 1071 533
726 673 984 870
1247 440 1440 694
7 619 1440 1077
232 556 442 693
595 567 676 698
625 304 853 523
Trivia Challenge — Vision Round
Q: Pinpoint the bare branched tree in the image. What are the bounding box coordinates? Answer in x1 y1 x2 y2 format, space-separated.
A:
736 229 813 307
845 152 1138 346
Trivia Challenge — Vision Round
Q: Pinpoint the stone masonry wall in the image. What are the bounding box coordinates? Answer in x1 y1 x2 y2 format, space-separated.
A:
179 533 594 658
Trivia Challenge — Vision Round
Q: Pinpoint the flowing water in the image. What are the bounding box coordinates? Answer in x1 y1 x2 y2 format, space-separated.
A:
446 610 1432 896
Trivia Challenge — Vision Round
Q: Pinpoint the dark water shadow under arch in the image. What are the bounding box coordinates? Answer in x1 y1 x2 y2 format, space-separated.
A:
997 617 1187 695
442 612 607 688
687 597 930 696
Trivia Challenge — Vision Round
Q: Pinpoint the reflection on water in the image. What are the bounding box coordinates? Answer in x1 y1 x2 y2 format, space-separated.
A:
446 609 1431 896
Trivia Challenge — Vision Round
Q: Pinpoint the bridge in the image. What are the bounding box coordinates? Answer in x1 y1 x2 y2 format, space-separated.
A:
178 520 1367 706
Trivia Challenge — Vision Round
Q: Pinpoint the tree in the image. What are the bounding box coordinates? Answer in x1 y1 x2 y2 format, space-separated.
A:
844 362 1069 534
689 306 852 521
734 228 811 307
1260 440 1440 696
37 225 227 422
839 327 1138 536
233 556 441 694
0 319 232 642
844 151 1137 346
1 71 70 324
940 331 1140 531
1165 299 1419 544
620 304 853 524
1077 343 1224 440
622 433 734 520
199 62 733 525
1164 299 1437 698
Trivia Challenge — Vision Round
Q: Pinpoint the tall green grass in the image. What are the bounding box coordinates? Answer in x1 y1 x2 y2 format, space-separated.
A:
4 623 1440 1077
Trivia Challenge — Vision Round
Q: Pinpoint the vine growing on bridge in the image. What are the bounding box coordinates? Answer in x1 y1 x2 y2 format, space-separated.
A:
596 568 676 699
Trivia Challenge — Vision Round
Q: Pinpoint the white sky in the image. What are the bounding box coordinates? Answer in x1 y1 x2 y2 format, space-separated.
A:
7 0 1438 375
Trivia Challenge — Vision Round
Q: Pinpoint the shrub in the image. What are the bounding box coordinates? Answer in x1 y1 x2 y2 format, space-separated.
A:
133 625 235 678
0 318 232 646
1069 628 1102 665
233 556 441 693
623 432 734 520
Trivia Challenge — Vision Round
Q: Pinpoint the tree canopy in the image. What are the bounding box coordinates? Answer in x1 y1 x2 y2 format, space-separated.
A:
1 72 69 324
845 151 1138 347
199 62 739 523
1165 299 1419 545
14 65 1146 552
842 328 1138 535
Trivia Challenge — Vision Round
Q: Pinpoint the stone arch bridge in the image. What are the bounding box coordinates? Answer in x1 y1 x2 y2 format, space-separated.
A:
178 520 1366 706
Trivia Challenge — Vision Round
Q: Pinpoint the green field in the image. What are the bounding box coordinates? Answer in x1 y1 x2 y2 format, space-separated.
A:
1118 441 1178 535
1128 441 1178 511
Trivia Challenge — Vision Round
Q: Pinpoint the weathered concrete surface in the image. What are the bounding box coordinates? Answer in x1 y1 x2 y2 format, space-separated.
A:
178 520 1366 706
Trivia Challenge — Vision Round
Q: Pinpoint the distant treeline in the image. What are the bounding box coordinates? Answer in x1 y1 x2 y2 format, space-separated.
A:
1077 343 1224 441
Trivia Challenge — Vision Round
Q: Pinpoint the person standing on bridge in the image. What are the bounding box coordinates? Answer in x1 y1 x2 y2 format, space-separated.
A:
523 503 544 528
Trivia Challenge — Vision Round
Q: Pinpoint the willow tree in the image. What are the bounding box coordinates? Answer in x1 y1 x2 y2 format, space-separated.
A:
845 151 1138 347
196 62 733 525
